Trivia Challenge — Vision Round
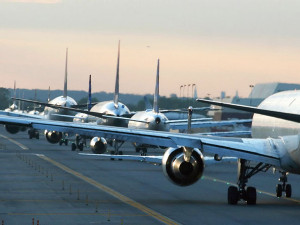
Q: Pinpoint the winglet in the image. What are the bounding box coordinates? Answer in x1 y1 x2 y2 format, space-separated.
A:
88 75 92 111
63 48 68 98
114 41 120 108
153 59 160 113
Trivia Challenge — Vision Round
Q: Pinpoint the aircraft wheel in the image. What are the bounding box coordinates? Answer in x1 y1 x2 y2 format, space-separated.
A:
59 140 63 146
71 143 76 151
78 143 84 151
110 151 115 160
29 134 33 139
276 184 282 197
228 186 239 205
36 133 39 139
286 184 292 198
246 186 256 205
65 139 68 146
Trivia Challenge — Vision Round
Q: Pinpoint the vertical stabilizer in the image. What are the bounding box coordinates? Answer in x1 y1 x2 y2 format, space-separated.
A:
153 59 160 113
63 48 68 98
187 106 193 134
88 75 92 111
114 41 120 108
13 80 16 106
47 86 51 102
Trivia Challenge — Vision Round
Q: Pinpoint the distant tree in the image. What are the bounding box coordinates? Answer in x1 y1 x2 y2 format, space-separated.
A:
0 88 10 110
78 97 99 106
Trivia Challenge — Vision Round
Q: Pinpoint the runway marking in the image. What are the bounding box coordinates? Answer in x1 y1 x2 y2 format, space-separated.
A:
37 154 180 225
0 133 28 150
9 212 150 217
204 176 300 204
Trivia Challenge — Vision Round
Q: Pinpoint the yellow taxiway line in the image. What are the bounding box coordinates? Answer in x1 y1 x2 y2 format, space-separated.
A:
37 154 180 225
0 133 28 150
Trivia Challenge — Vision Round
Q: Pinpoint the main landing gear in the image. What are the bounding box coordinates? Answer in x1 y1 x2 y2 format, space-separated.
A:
276 172 292 198
110 140 124 160
71 135 86 151
228 159 271 205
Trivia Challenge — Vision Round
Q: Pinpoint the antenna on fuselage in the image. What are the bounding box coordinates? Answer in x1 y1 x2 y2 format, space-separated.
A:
153 59 160 113
88 74 92 111
114 41 120 109
63 48 68 99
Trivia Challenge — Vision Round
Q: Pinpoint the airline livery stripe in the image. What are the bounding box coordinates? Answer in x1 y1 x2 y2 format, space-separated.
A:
37 154 180 225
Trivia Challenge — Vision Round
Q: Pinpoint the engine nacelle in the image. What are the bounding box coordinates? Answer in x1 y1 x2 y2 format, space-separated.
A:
45 131 62 144
90 137 107 154
162 147 204 186
5 125 21 134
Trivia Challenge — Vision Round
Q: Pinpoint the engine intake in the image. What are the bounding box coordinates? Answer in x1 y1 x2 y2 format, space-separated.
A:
45 131 62 144
162 147 204 186
5 125 21 134
90 137 107 154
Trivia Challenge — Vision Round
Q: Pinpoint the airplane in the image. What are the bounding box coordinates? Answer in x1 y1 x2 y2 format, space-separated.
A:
5 48 78 142
2 88 300 205
5 81 18 112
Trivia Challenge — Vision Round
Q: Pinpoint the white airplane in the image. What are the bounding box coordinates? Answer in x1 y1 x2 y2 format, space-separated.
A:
2 89 300 205
5 81 18 112
5 48 78 142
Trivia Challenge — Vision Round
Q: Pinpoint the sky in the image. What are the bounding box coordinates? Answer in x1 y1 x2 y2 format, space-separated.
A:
1 0 300 98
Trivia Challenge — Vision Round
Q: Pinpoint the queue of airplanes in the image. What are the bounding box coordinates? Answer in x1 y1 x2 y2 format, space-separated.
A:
3 42 299 206
4 43 251 155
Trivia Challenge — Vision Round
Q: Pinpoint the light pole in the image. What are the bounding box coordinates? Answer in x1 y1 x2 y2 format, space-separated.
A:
180 85 183 98
187 84 191 100
183 85 186 98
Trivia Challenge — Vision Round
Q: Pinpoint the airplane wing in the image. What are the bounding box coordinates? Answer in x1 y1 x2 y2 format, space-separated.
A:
199 130 251 137
0 115 281 167
168 119 252 130
0 110 42 119
197 98 300 123
79 153 237 165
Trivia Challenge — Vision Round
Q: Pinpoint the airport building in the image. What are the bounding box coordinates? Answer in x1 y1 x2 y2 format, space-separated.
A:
208 82 300 121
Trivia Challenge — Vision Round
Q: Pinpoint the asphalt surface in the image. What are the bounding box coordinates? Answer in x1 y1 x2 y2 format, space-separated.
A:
0 126 300 225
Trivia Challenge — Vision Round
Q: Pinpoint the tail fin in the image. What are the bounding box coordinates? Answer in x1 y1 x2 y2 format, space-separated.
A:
113 41 120 108
88 75 92 111
63 48 68 98
47 86 51 102
13 80 16 106
153 59 160 113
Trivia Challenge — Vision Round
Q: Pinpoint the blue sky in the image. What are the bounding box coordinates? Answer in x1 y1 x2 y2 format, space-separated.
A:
1 0 300 98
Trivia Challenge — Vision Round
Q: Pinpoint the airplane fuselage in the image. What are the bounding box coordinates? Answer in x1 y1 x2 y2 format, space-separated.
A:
88 101 130 127
44 96 77 122
251 90 300 173
128 110 170 131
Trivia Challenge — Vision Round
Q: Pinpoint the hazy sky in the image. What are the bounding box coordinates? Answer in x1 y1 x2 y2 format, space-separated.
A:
1 0 300 98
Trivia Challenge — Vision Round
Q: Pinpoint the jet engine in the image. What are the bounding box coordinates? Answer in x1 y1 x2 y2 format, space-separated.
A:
162 147 204 186
4 125 25 134
45 131 62 144
90 137 107 154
